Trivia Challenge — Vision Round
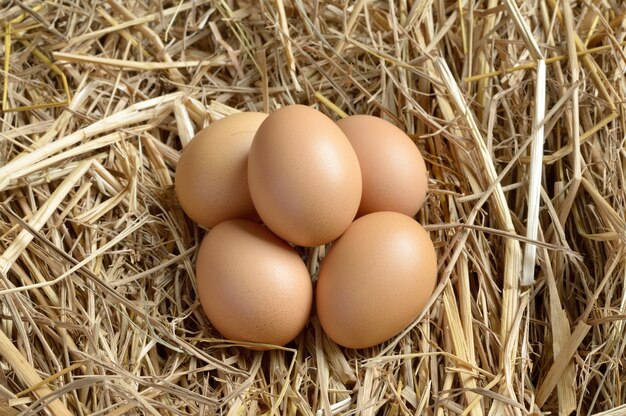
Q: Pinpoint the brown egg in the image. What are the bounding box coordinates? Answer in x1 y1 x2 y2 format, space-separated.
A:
316 211 437 349
175 112 267 228
196 219 312 347
248 105 362 247
336 115 428 217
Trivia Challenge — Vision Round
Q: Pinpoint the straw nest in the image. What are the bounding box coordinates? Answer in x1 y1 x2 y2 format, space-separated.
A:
1 0 625 415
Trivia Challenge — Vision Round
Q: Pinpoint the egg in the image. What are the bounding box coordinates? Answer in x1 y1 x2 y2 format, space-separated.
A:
336 115 428 217
315 211 437 349
175 112 267 228
195 219 312 347
248 105 362 247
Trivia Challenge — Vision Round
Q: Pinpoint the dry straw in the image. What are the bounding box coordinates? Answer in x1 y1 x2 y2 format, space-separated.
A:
1 1 625 415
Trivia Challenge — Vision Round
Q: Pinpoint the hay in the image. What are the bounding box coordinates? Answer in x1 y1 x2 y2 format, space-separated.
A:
0 0 625 414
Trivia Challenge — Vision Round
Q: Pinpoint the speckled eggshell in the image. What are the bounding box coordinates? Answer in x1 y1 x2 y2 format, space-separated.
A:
196 219 312 347
316 211 437 349
175 112 267 228
247 105 362 247
336 115 428 217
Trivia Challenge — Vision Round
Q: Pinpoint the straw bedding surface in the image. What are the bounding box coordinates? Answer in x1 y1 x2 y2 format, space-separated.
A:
1 0 625 415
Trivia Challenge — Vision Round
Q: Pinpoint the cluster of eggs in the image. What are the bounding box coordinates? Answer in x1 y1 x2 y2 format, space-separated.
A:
175 105 437 349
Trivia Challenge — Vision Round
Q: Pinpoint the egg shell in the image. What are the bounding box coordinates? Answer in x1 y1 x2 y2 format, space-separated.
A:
248 105 362 247
196 219 312 347
175 112 267 228
336 115 428 217
315 211 437 349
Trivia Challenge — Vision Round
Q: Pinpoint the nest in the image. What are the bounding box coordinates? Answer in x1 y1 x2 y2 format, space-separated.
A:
1 0 625 415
